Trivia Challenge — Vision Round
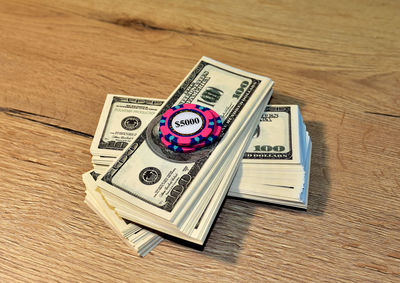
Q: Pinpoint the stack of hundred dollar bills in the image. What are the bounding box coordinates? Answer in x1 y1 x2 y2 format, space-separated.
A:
82 57 312 256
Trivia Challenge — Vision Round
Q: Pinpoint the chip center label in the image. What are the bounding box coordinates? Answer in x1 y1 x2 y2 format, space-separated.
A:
170 110 205 136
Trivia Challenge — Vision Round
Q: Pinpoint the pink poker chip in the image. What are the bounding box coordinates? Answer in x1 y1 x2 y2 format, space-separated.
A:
159 104 215 146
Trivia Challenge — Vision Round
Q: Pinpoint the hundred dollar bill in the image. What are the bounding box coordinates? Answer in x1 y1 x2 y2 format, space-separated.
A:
90 95 164 157
243 105 302 164
95 57 273 243
230 105 311 207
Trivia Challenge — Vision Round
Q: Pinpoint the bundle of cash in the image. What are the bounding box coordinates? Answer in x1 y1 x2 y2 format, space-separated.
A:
82 57 312 256
92 57 274 247
230 105 312 208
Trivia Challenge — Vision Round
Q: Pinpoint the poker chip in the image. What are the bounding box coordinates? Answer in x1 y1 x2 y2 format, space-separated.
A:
191 110 222 148
159 104 215 146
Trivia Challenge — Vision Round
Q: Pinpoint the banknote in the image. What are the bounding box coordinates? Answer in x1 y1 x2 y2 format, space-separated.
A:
243 105 301 163
90 96 164 157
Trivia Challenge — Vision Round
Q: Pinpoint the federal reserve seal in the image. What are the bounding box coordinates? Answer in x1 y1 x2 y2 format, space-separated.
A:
121 116 141 131
139 167 162 185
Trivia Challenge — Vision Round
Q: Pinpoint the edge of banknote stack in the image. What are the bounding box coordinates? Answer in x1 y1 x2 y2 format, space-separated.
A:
82 57 312 256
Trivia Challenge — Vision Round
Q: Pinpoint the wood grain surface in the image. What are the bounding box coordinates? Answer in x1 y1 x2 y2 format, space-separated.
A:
1 0 399 282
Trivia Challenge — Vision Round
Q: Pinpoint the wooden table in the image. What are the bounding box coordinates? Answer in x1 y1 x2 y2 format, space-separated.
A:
1 1 399 282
